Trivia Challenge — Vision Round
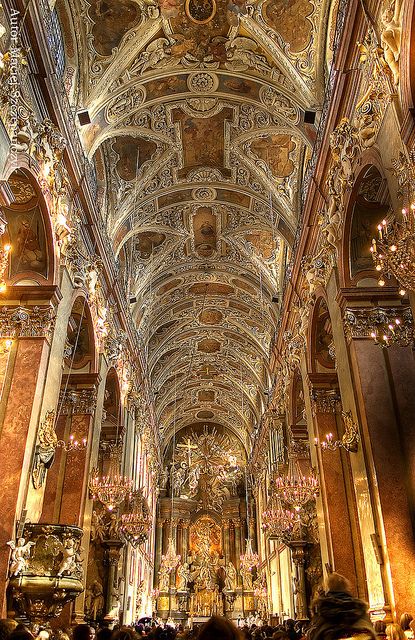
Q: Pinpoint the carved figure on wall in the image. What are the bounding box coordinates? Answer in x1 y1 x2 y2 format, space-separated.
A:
177 561 190 590
320 166 343 248
380 0 403 84
172 462 188 497
57 537 78 576
91 509 106 544
7 538 35 576
224 561 237 591
158 565 170 591
329 118 360 190
108 513 120 539
85 580 105 620
240 564 253 590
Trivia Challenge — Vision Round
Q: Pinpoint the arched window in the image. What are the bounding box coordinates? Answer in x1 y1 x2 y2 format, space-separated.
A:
50 9 66 78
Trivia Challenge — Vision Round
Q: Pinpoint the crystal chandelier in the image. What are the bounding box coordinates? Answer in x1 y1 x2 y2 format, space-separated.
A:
262 491 297 541
240 537 259 572
273 443 319 512
161 537 181 573
120 489 152 547
89 444 133 511
370 151 415 294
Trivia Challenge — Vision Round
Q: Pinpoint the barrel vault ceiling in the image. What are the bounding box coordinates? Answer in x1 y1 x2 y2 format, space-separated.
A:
60 0 336 454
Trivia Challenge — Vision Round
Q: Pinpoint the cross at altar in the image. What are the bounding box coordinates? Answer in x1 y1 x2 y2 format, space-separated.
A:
177 438 198 465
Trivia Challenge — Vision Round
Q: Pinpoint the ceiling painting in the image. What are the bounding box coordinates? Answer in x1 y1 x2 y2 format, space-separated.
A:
60 0 333 455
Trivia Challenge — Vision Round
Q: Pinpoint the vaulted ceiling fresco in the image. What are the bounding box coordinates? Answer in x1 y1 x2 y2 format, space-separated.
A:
60 0 336 454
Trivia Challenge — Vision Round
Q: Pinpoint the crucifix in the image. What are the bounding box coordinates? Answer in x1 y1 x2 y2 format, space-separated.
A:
177 438 198 467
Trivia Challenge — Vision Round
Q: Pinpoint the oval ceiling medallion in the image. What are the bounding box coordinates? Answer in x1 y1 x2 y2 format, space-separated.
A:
197 410 214 419
185 0 217 24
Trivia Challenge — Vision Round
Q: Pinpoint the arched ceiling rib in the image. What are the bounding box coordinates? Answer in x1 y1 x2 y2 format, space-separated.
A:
62 0 334 453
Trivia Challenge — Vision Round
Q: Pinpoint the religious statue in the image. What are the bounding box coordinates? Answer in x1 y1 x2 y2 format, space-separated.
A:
158 565 170 592
108 513 120 540
172 462 188 497
224 561 237 591
176 561 190 591
91 509 106 544
85 580 105 620
240 565 253 591
7 538 35 576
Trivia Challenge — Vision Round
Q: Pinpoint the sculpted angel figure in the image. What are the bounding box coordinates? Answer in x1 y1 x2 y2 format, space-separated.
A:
7 538 35 576
57 537 77 576
130 38 179 76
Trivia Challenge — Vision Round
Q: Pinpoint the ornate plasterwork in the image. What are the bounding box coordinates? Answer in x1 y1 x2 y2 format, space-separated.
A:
0 305 56 341
57 0 333 453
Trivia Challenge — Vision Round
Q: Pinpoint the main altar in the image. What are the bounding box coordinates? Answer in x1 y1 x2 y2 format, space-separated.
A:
153 426 268 622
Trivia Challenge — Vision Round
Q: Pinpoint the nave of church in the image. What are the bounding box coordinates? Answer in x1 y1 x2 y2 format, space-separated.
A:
0 0 414 635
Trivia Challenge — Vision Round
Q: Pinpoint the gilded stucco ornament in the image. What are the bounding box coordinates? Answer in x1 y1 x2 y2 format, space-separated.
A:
380 0 403 85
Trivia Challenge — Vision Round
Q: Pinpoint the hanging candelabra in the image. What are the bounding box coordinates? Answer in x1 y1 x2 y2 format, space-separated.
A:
262 488 297 541
273 443 319 513
89 444 133 511
120 489 152 548
240 537 259 572
161 537 181 573
370 151 415 294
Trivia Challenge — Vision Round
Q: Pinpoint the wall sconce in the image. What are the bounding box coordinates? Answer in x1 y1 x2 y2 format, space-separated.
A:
315 411 360 453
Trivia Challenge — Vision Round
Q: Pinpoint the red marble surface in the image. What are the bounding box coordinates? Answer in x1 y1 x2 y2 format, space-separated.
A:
0 339 46 613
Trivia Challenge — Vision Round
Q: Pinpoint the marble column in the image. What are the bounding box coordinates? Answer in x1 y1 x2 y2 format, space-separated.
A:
234 519 242 586
0 300 57 615
59 386 97 526
223 519 231 563
308 381 362 593
291 542 308 620
154 521 164 587
340 295 415 617
182 520 189 563
104 540 124 617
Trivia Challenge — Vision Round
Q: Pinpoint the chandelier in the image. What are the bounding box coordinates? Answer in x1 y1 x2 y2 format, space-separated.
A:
273 443 319 511
370 151 415 294
240 538 259 572
161 537 181 573
120 489 152 548
262 491 297 541
89 444 133 511
57 433 88 452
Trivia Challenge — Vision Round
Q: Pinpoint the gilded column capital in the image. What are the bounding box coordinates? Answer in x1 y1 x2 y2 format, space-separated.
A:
343 305 413 345
59 388 97 415
310 388 341 417
0 305 55 341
